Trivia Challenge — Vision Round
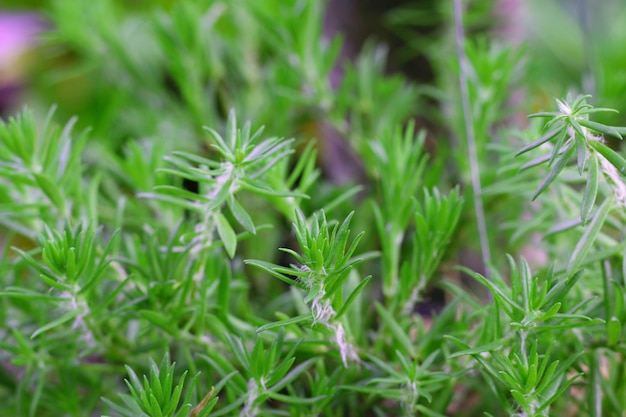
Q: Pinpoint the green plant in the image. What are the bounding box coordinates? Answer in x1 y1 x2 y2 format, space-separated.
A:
2 1 626 416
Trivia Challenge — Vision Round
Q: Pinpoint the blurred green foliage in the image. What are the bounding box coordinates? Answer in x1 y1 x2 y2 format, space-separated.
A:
2 0 626 416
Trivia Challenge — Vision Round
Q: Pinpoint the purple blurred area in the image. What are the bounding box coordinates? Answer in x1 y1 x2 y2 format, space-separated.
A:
0 12 44 117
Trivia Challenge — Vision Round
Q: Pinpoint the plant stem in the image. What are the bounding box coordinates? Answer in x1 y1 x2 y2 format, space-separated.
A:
453 0 492 279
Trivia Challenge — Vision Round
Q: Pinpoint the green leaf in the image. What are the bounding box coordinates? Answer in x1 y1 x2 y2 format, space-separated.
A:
574 131 587 174
581 153 599 224
267 392 328 405
374 302 414 357
33 172 66 213
265 358 295 389
525 362 538 392
577 107 619 116
614 284 625 322
538 372 583 412
215 212 237 258
139 311 181 337
205 177 234 212
321 185 363 214
545 218 582 237
520 152 553 171
537 302 561 322
607 316 621 347
528 111 561 118
335 275 372 319
227 196 255 234
447 340 503 359
170 151 218 168
531 143 576 200
569 119 587 142
244 259 307 289
567 197 612 277
240 178 308 198
579 119 623 139
137 192 203 212
587 349 602 417
31 311 79 339
536 360 559 394
516 126 562 156
510 390 528 410
269 358 317 392
460 267 524 318
589 140 626 176
0 287 65 302
38 272 68 292
250 338 265 380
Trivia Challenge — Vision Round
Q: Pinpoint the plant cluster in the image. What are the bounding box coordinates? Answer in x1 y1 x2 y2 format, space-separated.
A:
2 1 626 416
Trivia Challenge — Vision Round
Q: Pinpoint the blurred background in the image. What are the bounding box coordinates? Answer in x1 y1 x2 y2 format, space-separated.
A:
2 0 626 123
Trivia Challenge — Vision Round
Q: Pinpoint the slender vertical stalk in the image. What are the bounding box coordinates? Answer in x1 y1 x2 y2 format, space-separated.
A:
453 0 492 279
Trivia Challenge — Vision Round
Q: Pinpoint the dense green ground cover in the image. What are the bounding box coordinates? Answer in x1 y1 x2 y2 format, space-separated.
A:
2 1 626 416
